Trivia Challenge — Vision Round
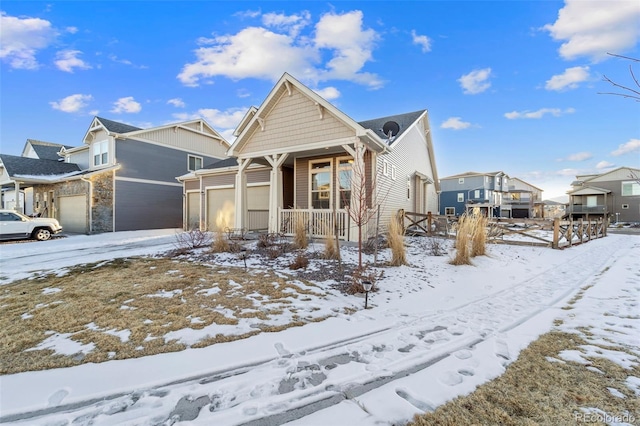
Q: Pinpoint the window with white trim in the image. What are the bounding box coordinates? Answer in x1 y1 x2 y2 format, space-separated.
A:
93 140 109 166
445 207 455 216
474 190 480 199
391 165 397 180
457 193 464 202
337 157 352 209
622 181 640 196
382 159 389 176
188 155 203 172
310 160 332 209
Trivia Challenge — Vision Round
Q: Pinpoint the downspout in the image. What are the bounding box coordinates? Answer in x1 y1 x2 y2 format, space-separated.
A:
80 176 93 234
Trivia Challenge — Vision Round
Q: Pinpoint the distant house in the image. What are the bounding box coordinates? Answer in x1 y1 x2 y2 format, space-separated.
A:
178 73 440 241
567 166 640 223
439 171 543 218
0 117 229 233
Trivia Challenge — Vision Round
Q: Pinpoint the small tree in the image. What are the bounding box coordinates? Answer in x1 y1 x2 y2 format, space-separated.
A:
599 54 640 101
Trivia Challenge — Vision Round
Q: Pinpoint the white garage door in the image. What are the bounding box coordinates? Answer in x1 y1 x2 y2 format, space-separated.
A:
58 195 88 234
207 188 235 231
186 192 200 229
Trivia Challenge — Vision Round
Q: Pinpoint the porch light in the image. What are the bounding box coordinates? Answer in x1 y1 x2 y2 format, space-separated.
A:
362 280 373 309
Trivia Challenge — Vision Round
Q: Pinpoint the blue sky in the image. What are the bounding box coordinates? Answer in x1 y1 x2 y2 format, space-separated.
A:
1 1 639 199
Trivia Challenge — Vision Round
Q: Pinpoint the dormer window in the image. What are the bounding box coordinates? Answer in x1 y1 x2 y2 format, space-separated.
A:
93 140 109 166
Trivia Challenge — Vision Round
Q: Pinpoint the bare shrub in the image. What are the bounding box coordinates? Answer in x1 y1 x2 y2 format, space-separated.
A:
174 227 212 250
265 245 282 260
387 216 407 266
289 252 309 270
257 233 278 248
451 209 486 265
293 215 308 249
426 237 447 256
471 210 488 257
348 267 384 295
211 229 230 253
451 215 471 265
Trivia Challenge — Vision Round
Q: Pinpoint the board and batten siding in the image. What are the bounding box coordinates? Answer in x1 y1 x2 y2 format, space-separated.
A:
135 127 229 158
240 88 355 155
184 180 200 191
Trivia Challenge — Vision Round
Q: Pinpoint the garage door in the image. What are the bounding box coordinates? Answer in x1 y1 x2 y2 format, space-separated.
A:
186 192 200 229
58 195 88 234
207 188 235 231
247 185 269 230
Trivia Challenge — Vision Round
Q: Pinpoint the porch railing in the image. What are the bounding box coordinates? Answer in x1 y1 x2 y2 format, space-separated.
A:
567 205 607 214
279 209 350 240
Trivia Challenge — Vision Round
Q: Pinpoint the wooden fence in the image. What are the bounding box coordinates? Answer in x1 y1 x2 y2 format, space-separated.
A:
399 211 606 249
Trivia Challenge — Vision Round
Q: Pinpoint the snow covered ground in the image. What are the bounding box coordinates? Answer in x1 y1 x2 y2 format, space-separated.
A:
0 229 638 425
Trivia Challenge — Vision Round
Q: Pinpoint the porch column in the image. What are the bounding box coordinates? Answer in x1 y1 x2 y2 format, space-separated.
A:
234 158 252 230
265 153 289 233
14 181 22 213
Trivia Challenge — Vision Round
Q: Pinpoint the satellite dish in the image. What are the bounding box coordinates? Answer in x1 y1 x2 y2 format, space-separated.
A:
382 121 400 138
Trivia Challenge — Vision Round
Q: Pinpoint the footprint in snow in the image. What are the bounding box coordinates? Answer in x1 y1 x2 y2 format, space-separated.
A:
274 342 291 357
454 349 473 360
495 339 510 361
439 371 463 386
47 388 69 406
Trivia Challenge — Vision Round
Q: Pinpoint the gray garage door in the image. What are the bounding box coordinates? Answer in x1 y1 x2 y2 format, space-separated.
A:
207 188 235 231
58 195 88 234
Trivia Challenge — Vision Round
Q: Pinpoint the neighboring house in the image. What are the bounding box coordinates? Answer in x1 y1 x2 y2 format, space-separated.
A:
567 166 640 223
1 140 74 214
0 117 229 234
542 200 567 218
179 73 440 241
439 171 543 218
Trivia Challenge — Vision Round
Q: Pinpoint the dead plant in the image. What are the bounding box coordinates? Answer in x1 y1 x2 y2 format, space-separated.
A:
471 208 488 257
293 214 308 249
348 267 384 295
211 229 230 253
323 223 341 260
451 215 471 265
387 216 407 266
289 252 309 270
174 227 212 250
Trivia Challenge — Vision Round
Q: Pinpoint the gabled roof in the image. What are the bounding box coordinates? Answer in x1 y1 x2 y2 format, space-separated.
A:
578 166 640 183
441 171 507 180
568 186 611 196
22 140 75 160
203 157 239 170
509 177 543 192
96 117 143 134
0 154 81 178
228 73 388 157
358 110 426 144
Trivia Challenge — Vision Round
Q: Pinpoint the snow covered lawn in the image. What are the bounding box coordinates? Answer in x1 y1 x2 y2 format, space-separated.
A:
0 229 638 425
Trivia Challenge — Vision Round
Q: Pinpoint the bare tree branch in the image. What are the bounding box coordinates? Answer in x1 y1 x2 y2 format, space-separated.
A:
599 53 640 101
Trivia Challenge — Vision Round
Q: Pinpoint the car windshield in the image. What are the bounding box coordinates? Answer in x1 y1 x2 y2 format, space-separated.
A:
10 211 30 221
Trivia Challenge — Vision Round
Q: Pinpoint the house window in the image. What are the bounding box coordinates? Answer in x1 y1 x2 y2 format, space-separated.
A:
511 193 521 201
622 181 640 196
586 196 597 207
391 165 397 180
188 155 203 172
383 160 389 176
474 190 480 199
407 176 411 199
497 177 501 186
457 193 464 202
337 158 352 209
93 140 109 166
310 160 332 209
445 207 455 216
622 204 629 209
458 178 464 184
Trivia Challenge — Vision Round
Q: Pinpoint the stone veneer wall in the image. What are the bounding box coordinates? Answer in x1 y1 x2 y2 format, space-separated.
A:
33 180 88 219
91 172 114 233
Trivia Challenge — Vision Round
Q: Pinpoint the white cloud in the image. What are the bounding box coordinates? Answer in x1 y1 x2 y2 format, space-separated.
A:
108 54 148 69
610 138 640 156
111 97 142 114
49 94 92 113
54 50 91 73
313 86 341 100
167 98 186 108
441 117 471 130
262 11 311 37
545 66 590 91
596 161 615 169
504 107 575 119
556 168 579 177
65 26 78 34
458 68 492 94
178 10 381 89
543 0 640 62
173 107 249 130
566 151 593 162
0 12 57 69
411 30 431 53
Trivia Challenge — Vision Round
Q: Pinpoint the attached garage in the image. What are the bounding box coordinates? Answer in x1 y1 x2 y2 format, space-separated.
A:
58 195 88 234
207 187 235 231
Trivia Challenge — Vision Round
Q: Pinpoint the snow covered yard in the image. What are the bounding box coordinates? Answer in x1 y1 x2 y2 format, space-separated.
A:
0 230 638 425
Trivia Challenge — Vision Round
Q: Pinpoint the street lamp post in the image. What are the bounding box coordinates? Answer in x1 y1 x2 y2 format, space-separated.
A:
362 280 373 309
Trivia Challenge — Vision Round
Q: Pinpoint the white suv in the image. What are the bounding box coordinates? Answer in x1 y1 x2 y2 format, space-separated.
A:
0 210 63 241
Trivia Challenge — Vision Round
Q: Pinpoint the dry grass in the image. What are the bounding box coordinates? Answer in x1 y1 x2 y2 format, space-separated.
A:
0 257 332 375
323 223 341 260
293 214 308 249
388 216 407 266
451 210 487 265
211 229 230 252
409 331 640 426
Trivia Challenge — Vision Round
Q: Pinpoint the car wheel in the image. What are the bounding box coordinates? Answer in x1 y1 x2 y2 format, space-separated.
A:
33 228 52 241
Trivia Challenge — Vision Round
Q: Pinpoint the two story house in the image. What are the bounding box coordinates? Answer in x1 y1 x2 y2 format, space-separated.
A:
1 117 229 234
439 171 543 218
567 166 640 223
179 73 440 242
